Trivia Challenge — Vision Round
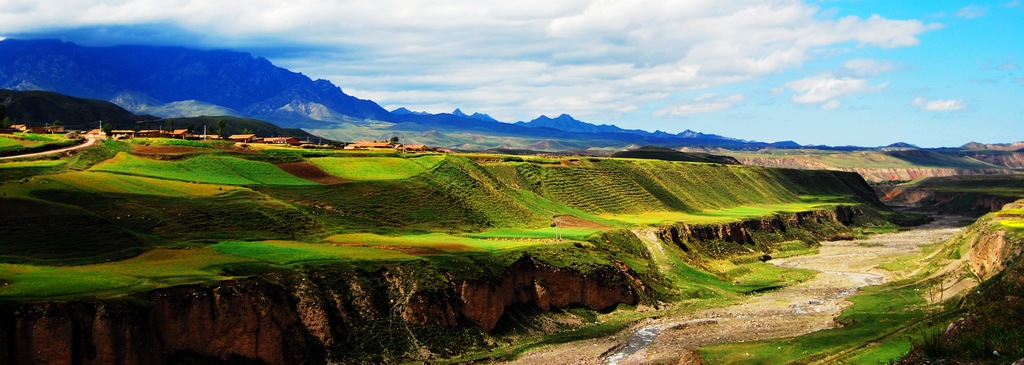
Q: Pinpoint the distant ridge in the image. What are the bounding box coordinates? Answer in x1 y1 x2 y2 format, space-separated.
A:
612 146 741 165
0 39 391 126
0 89 317 139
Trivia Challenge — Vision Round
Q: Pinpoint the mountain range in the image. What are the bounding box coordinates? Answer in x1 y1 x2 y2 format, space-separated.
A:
0 39 859 150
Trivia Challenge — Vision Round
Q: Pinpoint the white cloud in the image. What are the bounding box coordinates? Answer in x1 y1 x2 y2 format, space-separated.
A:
0 0 940 123
821 100 841 110
783 73 888 107
844 59 897 77
1004 1 1024 9
956 5 989 19
654 94 747 116
912 97 967 111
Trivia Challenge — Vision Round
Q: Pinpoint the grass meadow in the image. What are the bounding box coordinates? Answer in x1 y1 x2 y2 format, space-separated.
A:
0 139 888 308
91 152 317 185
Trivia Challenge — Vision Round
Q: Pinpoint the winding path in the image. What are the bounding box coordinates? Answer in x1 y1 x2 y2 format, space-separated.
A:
503 216 968 365
0 137 95 160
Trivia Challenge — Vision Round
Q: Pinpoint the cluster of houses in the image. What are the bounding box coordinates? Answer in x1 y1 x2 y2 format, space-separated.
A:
343 141 440 153
1 124 66 134
76 128 307 146
3 123 445 153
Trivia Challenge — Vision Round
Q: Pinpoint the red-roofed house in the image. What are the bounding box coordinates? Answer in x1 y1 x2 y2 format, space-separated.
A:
263 137 302 146
227 134 259 143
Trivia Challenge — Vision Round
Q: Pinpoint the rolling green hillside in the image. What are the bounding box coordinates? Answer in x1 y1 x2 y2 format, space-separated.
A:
0 140 888 301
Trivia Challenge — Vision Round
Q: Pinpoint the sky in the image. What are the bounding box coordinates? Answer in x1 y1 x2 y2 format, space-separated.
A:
1 0 1022 147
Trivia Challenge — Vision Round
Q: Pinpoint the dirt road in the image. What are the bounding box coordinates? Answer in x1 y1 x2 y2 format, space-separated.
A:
0 137 95 160
503 216 969 365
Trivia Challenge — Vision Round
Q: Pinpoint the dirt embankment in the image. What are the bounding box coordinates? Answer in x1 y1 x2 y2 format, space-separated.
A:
277 161 347 185
737 157 1014 183
879 186 1018 215
966 151 1024 169
0 256 639 364
658 206 864 251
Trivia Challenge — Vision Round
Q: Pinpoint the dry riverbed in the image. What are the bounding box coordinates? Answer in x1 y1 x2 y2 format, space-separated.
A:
502 216 969 365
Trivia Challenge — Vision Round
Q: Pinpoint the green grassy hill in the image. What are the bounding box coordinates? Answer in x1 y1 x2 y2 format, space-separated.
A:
0 140 887 300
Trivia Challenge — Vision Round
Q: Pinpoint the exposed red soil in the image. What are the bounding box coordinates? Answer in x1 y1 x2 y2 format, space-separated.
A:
555 215 609 229
276 162 346 185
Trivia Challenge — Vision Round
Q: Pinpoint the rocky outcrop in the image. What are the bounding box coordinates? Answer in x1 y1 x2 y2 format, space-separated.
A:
3 282 310 365
966 202 1024 280
881 187 1019 214
967 229 1017 280
455 257 635 331
657 206 864 250
0 257 639 364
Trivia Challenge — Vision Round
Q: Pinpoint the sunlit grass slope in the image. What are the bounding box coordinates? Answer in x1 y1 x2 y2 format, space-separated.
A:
91 152 317 185
0 140 887 301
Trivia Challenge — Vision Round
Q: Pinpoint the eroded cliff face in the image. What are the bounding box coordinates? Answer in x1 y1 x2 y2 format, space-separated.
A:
737 157 1012 183
965 202 1024 280
3 282 311 365
0 256 639 364
880 186 1018 215
967 152 1024 169
657 206 865 253
454 258 636 331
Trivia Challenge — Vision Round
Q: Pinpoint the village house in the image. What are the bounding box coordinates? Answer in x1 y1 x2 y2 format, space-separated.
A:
18 125 66 134
84 129 106 139
164 129 191 139
227 134 260 143
109 130 136 139
263 137 302 146
344 141 397 150
401 144 429 152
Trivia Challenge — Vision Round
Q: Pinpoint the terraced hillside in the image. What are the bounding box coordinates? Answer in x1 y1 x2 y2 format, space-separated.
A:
725 148 1016 183
0 139 900 363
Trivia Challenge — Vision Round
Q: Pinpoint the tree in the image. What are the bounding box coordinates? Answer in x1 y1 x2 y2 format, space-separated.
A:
52 120 63 126
166 119 175 131
217 119 226 136
242 128 253 134
0 105 9 128
101 123 113 136
390 136 400 144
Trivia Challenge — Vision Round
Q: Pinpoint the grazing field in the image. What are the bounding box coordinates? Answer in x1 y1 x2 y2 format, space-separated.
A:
91 152 318 186
310 155 444 180
325 232 558 253
0 136 23 152
11 171 245 197
0 139 891 307
0 248 245 299
598 203 839 225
